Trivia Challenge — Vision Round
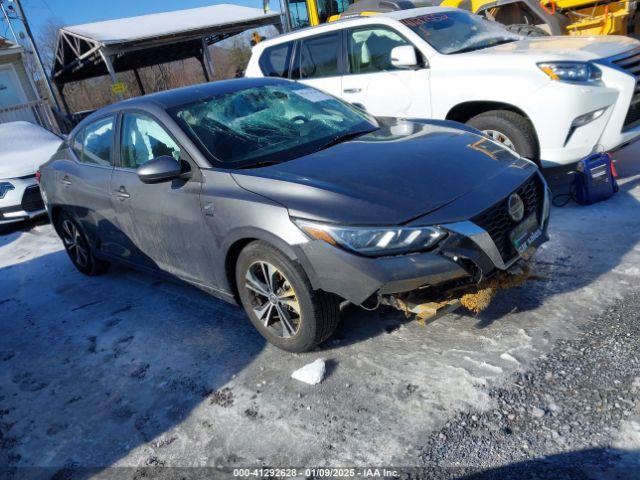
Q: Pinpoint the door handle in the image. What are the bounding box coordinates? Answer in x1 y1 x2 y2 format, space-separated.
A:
343 88 362 94
204 203 214 217
112 186 130 200
60 175 72 186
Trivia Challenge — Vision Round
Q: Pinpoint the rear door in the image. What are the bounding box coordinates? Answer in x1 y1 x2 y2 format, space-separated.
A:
109 111 216 286
340 25 431 117
63 115 120 254
292 31 344 98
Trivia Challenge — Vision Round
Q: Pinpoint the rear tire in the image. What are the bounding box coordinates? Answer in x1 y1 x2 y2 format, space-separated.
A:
466 110 539 163
235 241 340 353
57 211 110 276
505 24 550 37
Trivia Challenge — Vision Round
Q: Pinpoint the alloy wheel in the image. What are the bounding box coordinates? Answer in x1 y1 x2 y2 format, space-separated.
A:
245 261 301 338
61 219 89 269
483 129 516 151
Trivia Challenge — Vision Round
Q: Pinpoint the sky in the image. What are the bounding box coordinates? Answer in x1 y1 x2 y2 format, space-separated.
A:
3 0 273 40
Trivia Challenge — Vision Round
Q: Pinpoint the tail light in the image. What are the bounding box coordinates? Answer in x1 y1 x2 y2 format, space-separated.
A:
35 170 41 183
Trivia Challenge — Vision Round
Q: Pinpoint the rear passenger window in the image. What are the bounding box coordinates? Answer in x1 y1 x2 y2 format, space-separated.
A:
79 117 114 166
260 43 293 78
297 33 341 79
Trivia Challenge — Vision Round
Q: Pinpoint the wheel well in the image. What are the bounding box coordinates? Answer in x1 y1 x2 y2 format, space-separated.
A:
446 101 540 159
50 205 63 234
225 238 257 303
446 101 530 125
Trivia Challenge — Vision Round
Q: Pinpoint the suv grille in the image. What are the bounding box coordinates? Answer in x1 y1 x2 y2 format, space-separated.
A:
21 185 44 212
611 50 640 130
471 175 544 265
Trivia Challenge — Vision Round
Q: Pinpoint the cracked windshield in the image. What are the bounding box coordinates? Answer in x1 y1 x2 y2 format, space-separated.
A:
170 83 376 166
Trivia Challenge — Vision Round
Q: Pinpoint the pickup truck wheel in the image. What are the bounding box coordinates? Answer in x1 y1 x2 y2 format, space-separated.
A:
467 110 539 163
236 241 340 353
57 211 110 276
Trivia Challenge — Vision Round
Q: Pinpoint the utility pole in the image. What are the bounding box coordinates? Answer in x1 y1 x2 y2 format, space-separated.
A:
7 0 59 110
0 0 19 42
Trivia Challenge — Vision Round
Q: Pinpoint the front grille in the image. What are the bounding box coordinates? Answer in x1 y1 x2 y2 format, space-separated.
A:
471 175 544 264
21 185 44 213
611 50 640 130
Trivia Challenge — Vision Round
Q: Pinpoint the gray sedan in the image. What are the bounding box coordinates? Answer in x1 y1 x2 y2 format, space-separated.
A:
39 78 550 352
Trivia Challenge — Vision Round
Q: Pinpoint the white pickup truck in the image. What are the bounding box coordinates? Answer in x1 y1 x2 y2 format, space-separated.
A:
245 7 640 167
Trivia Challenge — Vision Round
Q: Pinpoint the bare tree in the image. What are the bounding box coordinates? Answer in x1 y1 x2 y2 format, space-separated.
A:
228 37 253 77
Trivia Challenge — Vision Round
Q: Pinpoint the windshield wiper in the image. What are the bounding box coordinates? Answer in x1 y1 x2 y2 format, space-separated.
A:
236 160 282 169
452 38 517 54
316 129 373 152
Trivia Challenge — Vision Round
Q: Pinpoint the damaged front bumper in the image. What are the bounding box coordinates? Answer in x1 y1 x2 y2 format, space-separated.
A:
295 172 551 315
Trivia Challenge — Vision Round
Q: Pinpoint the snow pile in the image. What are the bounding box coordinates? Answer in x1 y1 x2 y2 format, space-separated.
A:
0 121 62 179
291 359 326 385
63 4 278 44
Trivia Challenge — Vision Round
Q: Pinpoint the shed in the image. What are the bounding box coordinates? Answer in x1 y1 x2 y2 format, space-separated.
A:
0 37 55 129
50 4 282 118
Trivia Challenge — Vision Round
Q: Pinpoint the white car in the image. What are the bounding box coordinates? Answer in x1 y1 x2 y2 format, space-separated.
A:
246 7 640 167
0 121 61 225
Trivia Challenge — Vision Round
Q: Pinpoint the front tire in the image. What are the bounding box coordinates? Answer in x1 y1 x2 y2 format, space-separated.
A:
235 241 340 353
57 211 110 276
466 110 539 163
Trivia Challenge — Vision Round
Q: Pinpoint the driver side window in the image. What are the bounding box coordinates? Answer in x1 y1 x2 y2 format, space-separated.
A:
120 113 181 169
347 27 412 74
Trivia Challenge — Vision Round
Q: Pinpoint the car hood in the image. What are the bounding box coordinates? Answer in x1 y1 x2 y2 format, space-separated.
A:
0 121 62 179
231 119 538 225
468 35 640 62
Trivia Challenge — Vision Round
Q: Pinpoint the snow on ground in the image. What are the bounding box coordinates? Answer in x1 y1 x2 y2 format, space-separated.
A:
0 122 61 178
1 145 640 474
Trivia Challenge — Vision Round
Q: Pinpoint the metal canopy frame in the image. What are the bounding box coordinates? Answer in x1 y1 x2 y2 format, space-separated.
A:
51 9 282 117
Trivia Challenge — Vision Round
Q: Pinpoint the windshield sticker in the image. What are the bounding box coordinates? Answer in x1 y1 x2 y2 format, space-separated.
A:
292 88 332 103
402 14 449 27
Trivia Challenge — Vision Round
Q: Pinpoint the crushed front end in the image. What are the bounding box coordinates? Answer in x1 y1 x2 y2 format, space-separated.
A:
295 170 551 322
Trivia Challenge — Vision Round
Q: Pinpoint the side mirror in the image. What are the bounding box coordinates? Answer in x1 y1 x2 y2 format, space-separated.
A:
137 156 182 184
390 45 419 69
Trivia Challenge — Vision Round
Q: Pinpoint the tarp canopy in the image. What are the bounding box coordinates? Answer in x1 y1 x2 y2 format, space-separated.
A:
51 4 281 85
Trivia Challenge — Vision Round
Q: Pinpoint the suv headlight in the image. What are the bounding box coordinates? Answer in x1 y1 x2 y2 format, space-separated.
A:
294 219 447 256
0 182 15 199
538 62 602 84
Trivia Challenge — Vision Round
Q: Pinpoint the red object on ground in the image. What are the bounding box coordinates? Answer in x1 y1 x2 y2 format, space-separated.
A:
610 158 619 178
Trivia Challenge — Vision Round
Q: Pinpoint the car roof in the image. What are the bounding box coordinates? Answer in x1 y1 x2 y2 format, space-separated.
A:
256 6 454 47
78 77 291 126
383 5 453 20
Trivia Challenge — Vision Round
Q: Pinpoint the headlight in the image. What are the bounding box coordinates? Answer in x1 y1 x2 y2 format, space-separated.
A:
538 62 602 84
294 219 447 256
0 182 15 199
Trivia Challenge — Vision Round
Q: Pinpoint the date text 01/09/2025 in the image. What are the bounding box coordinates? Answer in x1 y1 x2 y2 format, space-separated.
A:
232 468 399 477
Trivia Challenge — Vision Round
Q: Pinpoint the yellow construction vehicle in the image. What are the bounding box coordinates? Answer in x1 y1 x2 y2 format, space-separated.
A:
441 0 638 36
278 0 638 36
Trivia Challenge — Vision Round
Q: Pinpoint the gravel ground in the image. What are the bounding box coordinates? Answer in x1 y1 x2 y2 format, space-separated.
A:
418 293 640 480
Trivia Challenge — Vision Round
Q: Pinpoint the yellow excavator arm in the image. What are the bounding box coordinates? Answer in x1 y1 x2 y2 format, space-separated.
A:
279 0 636 36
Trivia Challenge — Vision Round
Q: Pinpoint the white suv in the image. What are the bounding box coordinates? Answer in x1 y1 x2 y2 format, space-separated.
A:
246 7 640 167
